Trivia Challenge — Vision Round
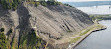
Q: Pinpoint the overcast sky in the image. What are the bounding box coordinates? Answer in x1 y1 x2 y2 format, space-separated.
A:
57 0 111 2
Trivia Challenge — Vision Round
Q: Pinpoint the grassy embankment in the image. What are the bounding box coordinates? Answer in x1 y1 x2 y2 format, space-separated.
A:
70 14 110 43
70 20 105 43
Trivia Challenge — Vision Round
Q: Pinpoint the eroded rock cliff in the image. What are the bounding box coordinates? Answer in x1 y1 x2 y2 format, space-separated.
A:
0 3 93 49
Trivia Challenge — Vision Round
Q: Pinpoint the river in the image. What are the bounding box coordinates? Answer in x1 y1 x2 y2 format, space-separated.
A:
74 20 111 49
64 1 111 14
77 5 111 14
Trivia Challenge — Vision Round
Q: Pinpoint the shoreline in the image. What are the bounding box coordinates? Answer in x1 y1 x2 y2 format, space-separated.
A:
67 25 107 49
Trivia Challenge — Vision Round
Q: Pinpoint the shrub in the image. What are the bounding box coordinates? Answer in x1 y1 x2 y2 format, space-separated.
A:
55 2 62 5
0 32 8 49
47 1 62 5
35 2 40 6
64 4 74 8
40 1 47 6
19 29 46 49
0 0 20 10
0 28 4 32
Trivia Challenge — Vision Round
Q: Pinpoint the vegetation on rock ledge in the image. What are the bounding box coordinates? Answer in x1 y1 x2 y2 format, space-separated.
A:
0 27 47 49
0 28 9 49
19 29 46 49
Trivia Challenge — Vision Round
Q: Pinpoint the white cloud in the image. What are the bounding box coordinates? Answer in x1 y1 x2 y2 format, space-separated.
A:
57 0 110 2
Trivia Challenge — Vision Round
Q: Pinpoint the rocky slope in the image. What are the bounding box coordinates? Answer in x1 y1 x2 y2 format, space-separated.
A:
0 3 93 49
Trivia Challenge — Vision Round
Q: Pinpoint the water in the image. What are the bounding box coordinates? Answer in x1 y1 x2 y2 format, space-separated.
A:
77 5 111 14
64 1 111 14
74 20 111 49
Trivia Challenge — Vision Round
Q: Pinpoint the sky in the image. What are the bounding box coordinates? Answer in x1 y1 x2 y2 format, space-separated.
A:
57 0 111 2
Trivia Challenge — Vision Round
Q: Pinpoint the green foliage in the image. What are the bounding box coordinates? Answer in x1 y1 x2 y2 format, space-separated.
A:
67 30 72 32
89 15 96 20
80 24 104 36
80 28 91 36
0 29 8 49
33 46 36 49
0 28 4 32
70 37 80 43
90 15 111 21
9 29 12 33
39 1 62 6
40 1 47 6
0 0 20 10
0 0 62 10
64 4 74 8
19 29 46 49
47 1 62 5
28 30 37 46
35 2 40 6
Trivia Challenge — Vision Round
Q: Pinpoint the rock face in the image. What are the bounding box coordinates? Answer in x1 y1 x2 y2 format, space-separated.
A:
0 3 93 49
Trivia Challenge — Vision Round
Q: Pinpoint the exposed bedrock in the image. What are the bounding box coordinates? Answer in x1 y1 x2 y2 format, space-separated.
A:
0 3 93 49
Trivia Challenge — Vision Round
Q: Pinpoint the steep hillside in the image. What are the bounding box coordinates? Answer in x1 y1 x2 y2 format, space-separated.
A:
0 3 93 49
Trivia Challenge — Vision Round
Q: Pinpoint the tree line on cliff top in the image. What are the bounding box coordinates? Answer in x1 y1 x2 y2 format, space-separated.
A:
0 0 62 10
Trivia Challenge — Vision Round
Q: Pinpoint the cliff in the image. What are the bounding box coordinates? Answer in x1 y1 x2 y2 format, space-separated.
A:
0 3 93 49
